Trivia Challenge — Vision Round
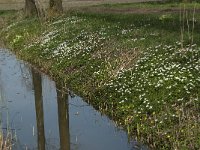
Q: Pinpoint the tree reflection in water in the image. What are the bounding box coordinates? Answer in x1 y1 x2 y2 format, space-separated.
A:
32 68 70 150
56 82 70 150
32 69 46 150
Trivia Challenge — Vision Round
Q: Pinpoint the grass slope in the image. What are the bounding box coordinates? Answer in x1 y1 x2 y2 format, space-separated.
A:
0 2 200 149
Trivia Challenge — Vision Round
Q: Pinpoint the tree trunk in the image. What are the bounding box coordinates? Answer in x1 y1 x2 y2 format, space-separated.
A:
49 0 63 14
25 0 46 20
25 0 37 17
35 0 46 19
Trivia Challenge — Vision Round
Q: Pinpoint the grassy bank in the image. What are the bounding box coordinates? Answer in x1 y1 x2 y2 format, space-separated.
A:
0 2 200 149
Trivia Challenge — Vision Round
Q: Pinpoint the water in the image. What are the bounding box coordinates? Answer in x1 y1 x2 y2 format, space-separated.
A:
0 49 148 150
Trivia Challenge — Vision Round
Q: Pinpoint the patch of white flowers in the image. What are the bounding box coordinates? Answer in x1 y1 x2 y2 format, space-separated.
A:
106 43 200 115
24 16 114 64
41 30 59 46
51 29 107 60
49 16 86 26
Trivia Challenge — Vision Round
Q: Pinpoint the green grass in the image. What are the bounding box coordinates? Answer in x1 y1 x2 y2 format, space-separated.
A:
0 3 200 149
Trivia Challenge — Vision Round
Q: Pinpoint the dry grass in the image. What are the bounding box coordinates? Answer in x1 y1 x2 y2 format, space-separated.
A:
0 131 12 150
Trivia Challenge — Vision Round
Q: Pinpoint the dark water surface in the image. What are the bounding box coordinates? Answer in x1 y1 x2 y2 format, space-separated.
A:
0 49 147 150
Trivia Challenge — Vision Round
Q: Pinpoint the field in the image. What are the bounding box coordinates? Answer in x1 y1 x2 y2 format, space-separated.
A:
0 1 200 149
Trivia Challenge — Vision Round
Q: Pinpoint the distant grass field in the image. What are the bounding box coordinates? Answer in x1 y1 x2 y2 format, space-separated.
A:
99 1 200 9
0 1 200 149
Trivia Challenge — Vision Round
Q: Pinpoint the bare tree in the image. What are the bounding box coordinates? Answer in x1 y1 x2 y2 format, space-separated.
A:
49 0 63 14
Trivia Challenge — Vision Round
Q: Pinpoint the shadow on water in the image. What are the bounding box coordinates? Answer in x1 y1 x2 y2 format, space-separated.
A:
0 49 149 150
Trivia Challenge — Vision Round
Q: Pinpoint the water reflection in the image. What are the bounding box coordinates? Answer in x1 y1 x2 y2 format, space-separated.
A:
32 69 71 150
56 83 70 150
32 69 46 150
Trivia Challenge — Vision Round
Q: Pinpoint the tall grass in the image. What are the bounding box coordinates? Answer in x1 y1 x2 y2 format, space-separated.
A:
0 130 12 150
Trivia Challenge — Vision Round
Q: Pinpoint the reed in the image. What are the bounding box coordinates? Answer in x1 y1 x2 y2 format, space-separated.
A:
0 130 12 150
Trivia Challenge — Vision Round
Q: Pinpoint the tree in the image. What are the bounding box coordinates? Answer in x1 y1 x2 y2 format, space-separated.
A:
25 0 63 19
25 0 46 19
25 0 37 17
35 0 46 19
49 0 63 14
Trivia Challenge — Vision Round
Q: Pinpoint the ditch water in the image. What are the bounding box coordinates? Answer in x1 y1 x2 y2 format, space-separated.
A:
0 49 148 150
